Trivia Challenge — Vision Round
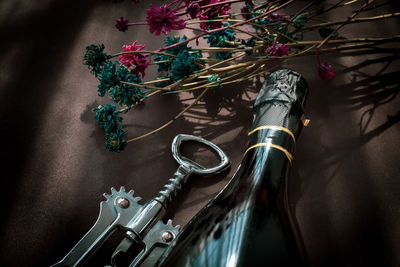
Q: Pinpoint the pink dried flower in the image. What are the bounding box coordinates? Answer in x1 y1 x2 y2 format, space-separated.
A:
184 0 191 6
115 17 129 32
318 61 336 80
265 43 290 58
146 4 186 35
119 41 151 77
187 2 201 19
268 13 285 22
198 0 231 30
240 6 251 20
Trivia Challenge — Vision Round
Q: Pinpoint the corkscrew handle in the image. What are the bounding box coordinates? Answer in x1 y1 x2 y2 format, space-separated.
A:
172 134 231 175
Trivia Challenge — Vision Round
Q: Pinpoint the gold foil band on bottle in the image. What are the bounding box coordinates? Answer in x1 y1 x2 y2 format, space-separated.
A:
248 125 296 144
246 125 297 164
244 143 293 164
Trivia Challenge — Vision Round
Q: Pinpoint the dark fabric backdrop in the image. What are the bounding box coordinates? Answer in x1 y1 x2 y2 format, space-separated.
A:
0 0 399 266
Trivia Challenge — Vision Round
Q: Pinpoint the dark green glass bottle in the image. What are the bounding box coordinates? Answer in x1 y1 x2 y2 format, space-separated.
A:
156 69 309 267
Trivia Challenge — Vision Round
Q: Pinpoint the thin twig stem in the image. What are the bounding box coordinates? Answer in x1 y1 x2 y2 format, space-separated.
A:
127 87 210 142
120 81 170 91
119 90 161 113
112 50 177 58
316 0 374 50
302 12 400 32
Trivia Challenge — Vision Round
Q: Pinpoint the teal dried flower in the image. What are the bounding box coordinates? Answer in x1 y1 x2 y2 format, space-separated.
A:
204 23 236 60
243 38 257 55
165 35 189 54
154 54 172 72
109 65 145 108
319 26 338 39
293 14 307 29
171 49 202 80
84 44 111 77
155 36 189 72
98 61 118 97
116 64 142 84
246 38 256 47
105 126 127 153
207 74 222 90
92 104 123 133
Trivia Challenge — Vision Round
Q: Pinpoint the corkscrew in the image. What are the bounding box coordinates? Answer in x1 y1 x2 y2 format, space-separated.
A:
52 134 230 267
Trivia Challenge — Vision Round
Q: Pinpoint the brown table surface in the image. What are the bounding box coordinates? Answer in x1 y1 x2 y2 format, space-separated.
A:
1 0 400 266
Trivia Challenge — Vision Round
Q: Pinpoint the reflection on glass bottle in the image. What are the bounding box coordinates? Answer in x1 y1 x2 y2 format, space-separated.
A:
157 69 309 267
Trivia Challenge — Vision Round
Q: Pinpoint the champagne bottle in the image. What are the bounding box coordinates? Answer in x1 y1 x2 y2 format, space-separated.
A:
156 69 309 267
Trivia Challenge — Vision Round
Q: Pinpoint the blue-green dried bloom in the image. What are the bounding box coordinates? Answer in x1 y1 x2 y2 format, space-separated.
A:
154 54 171 72
98 61 118 97
155 36 189 72
92 104 123 133
109 65 145 108
105 126 127 153
207 73 222 90
241 38 257 55
204 23 236 60
165 35 189 54
171 49 202 80
84 44 111 77
293 14 307 29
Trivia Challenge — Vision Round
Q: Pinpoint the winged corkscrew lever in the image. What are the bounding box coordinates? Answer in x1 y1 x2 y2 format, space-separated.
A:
52 134 230 267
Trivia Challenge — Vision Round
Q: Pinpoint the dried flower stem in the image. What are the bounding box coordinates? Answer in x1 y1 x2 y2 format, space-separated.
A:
229 25 266 42
143 78 171 85
119 90 161 113
200 0 243 9
120 81 170 91
112 50 177 58
126 22 148 26
187 18 266 30
289 36 400 47
305 0 359 19
127 87 210 142
302 12 400 32
186 19 242 25
193 36 400 52
316 0 374 50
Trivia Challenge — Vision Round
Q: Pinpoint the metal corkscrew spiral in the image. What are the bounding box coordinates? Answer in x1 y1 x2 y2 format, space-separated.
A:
155 167 187 209
156 134 230 209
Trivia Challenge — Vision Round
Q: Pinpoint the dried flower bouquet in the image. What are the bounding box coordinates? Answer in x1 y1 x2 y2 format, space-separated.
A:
83 0 400 152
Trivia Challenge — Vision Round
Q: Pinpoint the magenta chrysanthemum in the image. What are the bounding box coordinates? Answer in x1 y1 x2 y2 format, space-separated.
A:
187 2 201 19
265 43 290 58
146 4 186 35
318 61 336 80
115 17 129 32
119 41 151 77
268 13 285 22
198 0 231 30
